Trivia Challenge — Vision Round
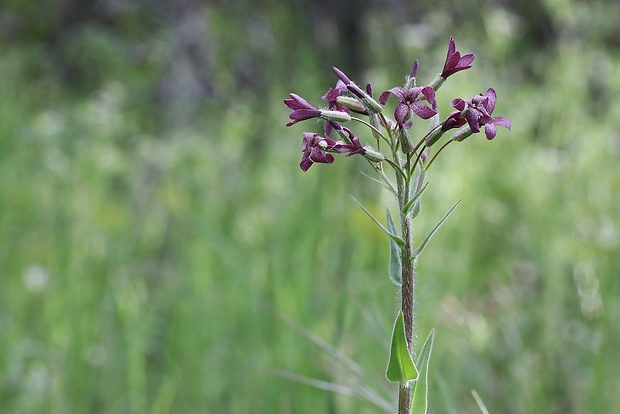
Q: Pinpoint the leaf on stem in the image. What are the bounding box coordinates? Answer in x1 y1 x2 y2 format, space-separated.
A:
410 329 435 414
386 207 402 285
413 199 461 257
402 182 428 217
350 195 405 248
385 312 418 383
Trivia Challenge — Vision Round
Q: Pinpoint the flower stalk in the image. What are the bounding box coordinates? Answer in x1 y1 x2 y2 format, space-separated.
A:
282 36 511 413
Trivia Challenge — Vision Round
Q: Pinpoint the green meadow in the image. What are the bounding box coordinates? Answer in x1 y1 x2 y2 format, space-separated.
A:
1 2 619 413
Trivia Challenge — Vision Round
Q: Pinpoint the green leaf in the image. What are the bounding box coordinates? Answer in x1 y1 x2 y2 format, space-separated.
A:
386 207 402 285
402 182 428 217
386 312 418 383
413 199 461 257
350 195 405 248
410 329 435 414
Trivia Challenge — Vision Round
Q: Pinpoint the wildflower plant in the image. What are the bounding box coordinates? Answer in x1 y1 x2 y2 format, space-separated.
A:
283 37 511 413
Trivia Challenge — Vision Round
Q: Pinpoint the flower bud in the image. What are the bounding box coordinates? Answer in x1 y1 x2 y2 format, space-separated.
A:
336 96 367 113
361 95 383 114
425 126 446 147
368 113 382 140
451 126 474 142
397 126 414 153
362 146 385 162
320 110 351 123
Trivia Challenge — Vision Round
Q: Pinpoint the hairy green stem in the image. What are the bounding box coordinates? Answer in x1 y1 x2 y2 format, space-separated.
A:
394 154 417 414
398 382 412 414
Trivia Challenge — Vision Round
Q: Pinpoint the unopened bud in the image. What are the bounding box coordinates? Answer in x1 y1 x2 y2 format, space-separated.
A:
336 96 367 114
362 146 385 162
425 125 446 147
320 110 351 123
397 126 414 153
361 95 383 114
368 113 382 140
451 126 474 142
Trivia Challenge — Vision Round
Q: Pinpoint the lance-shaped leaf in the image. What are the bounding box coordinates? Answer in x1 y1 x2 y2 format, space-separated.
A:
402 182 428 217
386 207 402 285
386 312 418 383
410 329 435 414
413 199 461 257
350 195 405 247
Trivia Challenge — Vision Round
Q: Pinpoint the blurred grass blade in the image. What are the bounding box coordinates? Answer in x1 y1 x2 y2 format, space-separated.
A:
266 367 391 411
471 389 490 414
273 310 393 411
410 329 435 414
350 195 405 247
386 207 402 284
386 312 418 383
413 199 461 257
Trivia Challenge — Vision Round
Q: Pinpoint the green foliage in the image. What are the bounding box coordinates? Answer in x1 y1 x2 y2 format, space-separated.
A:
410 330 435 414
386 312 418 383
350 195 405 247
413 199 461 258
386 207 402 284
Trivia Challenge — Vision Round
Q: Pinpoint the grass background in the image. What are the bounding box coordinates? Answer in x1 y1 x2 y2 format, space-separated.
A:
1 1 619 413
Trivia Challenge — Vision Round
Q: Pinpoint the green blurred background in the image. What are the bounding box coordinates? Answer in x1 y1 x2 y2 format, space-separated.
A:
1 0 619 413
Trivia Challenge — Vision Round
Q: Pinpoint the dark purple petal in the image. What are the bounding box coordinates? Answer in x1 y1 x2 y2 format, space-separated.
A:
451 98 466 111
300 156 313 172
299 132 337 171
289 108 321 121
447 36 456 56
441 36 475 78
420 86 436 101
465 110 481 133
491 116 511 130
332 128 366 156
441 112 467 131
483 88 497 114
484 123 497 140
332 66 352 84
379 87 406 105
285 93 315 110
409 60 419 78
394 102 410 124
410 101 437 119
309 146 334 164
346 83 366 99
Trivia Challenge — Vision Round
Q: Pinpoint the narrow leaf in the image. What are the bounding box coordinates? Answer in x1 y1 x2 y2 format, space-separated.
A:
410 329 435 414
402 182 429 217
386 207 402 285
350 195 405 247
413 199 461 257
361 171 395 194
386 312 418 383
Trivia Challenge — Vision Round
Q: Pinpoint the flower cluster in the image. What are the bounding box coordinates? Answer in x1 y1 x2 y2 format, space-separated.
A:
284 36 511 173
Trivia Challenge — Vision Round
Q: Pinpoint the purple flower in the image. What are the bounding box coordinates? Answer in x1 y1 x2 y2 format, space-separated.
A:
300 132 337 172
284 93 322 127
284 93 351 134
441 36 475 79
441 111 467 131
322 80 349 112
451 88 511 140
379 86 438 127
331 127 366 156
298 128 367 172
332 67 383 114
